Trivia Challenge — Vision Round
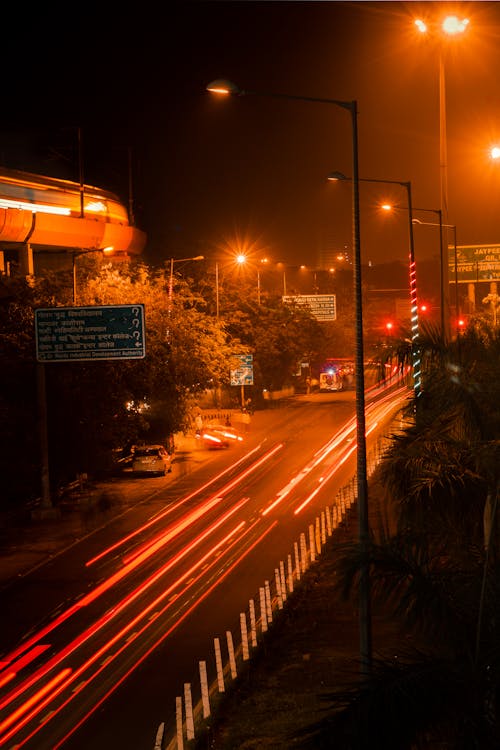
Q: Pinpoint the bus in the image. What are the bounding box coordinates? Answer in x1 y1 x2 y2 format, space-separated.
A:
318 359 355 392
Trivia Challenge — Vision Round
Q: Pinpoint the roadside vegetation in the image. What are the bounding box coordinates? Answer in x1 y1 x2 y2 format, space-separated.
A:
295 316 500 748
0 257 342 509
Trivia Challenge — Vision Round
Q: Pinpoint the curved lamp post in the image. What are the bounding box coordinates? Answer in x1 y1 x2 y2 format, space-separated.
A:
411 208 445 339
329 173 421 399
207 78 371 673
412 216 458 336
168 255 205 310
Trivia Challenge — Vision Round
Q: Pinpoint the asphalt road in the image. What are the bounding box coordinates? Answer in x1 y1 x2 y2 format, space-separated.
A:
0 385 409 750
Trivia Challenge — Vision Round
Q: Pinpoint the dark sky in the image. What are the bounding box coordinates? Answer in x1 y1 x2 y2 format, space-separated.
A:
2 1 500 270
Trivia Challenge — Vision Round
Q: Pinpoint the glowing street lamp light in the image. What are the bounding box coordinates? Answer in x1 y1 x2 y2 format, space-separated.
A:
207 78 372 674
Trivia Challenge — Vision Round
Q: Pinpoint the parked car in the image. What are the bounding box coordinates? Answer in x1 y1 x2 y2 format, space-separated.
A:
131 444 172 476
198 423 244 450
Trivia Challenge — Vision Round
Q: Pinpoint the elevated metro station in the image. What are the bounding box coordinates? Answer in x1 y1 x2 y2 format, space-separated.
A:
0 166 146 277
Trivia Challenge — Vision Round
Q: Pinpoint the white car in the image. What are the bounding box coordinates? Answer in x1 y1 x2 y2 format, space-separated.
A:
131 445 172 476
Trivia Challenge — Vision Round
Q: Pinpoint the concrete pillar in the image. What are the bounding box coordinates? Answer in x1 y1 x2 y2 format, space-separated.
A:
18 243 34 277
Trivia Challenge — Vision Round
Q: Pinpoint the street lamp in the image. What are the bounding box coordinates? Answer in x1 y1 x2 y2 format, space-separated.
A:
207 79 371 673
412 217 459 336
410 207 449 341
414 14 469 341
414 13 469 224
329 173 421 399
168 255 205 311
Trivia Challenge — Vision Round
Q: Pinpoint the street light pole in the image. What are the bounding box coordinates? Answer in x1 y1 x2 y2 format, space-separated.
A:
412 216 458 336
412 208 446 339
207 79 371 673
168 255 205 311
414 14 469 341
329 173 421 399
216 260 219 318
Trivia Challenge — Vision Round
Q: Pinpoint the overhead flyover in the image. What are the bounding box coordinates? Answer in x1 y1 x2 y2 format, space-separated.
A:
0 166 147 275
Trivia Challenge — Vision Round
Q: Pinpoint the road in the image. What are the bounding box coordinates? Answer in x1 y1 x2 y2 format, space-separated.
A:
0 384 409 750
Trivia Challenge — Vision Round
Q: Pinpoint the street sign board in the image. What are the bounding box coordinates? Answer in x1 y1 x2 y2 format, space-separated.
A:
35 304 146 362
449 244 500 283
230 354 254 385
282 294 336 321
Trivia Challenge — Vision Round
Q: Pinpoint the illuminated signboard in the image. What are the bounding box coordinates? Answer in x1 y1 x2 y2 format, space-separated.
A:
282 294 336 321
449 244 500 283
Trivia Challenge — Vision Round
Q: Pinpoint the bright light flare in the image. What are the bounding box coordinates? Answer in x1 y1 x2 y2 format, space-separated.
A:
442 15 469 35
491 146 500 160
414 18 427 33
381 203 392 211
236 253 246 264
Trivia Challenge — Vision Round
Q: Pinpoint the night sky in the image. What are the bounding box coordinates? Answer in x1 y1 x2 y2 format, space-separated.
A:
2 1 500 271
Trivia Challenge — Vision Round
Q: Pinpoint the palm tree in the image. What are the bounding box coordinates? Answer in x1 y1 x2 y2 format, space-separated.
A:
297 319 500 748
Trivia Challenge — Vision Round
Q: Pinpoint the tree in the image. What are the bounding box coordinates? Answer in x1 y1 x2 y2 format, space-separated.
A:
298 318 500 748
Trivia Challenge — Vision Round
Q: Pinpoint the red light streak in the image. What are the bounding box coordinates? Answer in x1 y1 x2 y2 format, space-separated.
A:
9 519 278 748
85 444 263 567
0 668 71 738
50 519 278 750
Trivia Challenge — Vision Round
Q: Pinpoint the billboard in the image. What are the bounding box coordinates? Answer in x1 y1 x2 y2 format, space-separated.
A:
35 304 145 362
282 294 336 321
449 244 500 284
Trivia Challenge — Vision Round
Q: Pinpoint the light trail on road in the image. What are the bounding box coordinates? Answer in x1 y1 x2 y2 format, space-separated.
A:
0 385 407 749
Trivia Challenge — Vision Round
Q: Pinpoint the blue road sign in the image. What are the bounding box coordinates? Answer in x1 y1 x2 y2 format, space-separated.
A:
35 304 146 362
230 354 254 385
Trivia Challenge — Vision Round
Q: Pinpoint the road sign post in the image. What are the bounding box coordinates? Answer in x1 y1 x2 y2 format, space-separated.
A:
35 304 146 362
33 304 146 514
230 354 253 407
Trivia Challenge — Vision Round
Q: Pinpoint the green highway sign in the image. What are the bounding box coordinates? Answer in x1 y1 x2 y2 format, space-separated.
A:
449 244 500 283
35 304 146 362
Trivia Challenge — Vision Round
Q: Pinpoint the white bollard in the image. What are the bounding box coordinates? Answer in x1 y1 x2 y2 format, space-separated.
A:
226 630 237 679
321 511 327 545
259 587 268 632
326 506 332 536
214 637 225 693
294 541 301 581
287 553 294 594
154 722 164 750
315 516 321 552
280 560 287 601
249 598 258 646
275 568 283 609
184 683 195 740
175 696 184 750
240 612 250 661
199 661 210 719
332 504 338 528
309 523 316 562
265 579 273 623
300 532 307 572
